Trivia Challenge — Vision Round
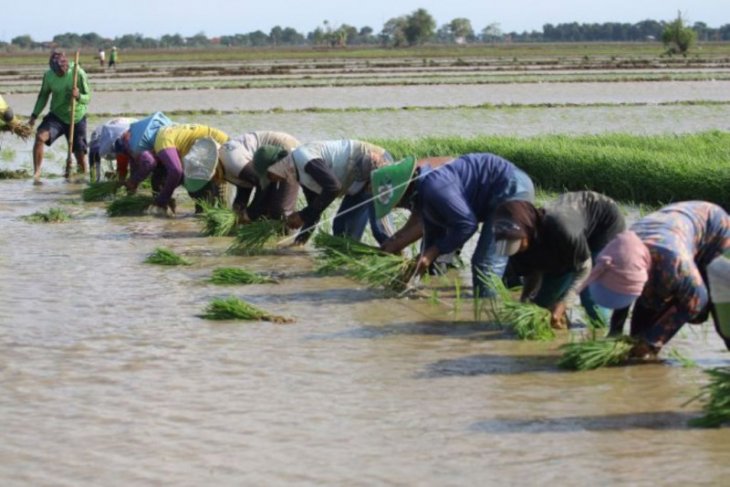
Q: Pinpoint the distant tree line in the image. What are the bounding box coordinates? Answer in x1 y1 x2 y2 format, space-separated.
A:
4 9 730 51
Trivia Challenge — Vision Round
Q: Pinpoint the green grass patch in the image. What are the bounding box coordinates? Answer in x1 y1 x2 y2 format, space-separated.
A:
209 267 276 285
201 296 293 323
144 247 191 266
23 207 71 223
371 131 730 209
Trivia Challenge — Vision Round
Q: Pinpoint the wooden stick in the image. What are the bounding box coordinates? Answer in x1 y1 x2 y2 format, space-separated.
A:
66 50 80 179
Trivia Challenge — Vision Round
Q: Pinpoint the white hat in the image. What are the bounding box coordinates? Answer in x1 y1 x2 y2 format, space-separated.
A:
218 140 252 187
182 137 220 193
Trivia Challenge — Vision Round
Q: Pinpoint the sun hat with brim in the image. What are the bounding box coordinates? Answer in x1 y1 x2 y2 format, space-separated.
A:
588 281 640 310
253 145 289 188
182 137 221 193
371 155 417 219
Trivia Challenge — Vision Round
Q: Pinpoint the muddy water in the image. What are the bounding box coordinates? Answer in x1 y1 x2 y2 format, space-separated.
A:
9 80 730 115
1 170 730 486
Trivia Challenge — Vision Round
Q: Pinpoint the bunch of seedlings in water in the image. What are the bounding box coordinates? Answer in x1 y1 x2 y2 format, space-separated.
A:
82 180 120 202
106 194 154 216
313 232 417 293
201 296 294 323
209 267 276 285
667 348 697 368
479 272 555 341
198 201 238 237
0 169 30 179
686 367 730 428
1 120 33 140
144 247 191 266
558 336 636 371
23 207 72 223
227 219 287 255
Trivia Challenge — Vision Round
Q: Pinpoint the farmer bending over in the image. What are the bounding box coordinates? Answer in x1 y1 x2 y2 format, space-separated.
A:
492 191 626 329
583 201 730 358
371 152 534 297
253 139 393 244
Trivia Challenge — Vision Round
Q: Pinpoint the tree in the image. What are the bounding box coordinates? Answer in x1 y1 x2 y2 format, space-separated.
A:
404 8 436 45
449 18 474 43
662 11 697 55
381 16 408 47
10 35 34 49
481 23 502 42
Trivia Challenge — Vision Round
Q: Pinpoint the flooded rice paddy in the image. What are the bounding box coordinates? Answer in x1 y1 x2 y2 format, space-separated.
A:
1 77 729 485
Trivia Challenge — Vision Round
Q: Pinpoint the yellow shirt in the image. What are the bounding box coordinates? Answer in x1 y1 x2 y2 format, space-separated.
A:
0 95 9 127
153 124 229 156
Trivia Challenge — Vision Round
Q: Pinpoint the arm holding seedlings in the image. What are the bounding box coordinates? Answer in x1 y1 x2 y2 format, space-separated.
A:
290 159 341 242
381 207 423 254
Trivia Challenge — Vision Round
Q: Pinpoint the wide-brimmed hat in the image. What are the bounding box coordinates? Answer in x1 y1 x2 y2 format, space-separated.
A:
182 137 221 193
253 145 289 188
371 155 417 219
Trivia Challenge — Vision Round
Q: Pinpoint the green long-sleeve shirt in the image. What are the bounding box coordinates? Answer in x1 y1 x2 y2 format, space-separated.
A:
32 63 91 124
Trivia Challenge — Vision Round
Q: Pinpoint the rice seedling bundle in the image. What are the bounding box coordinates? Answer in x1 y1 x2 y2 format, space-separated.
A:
23 207 71 223
313 232 417 292
687 367 730 428
106 194 154 216
210 267 276 285
144 247 191 266
198 201 237 237
1 120 33 140
82 181 120 202
478 272 555 341
227 219 286 255
201 297 294 323
558 336 635 371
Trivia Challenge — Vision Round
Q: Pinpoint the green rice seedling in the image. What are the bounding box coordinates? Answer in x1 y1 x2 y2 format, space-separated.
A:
198 201 238 237
23 207 72 223
558 336 635 371
479 272 554 341
227 219 287 255
0 169 30 179
209 267 276 285
686 367 730 428
1 147 15 162
313 232 416 292
106 194 154 216
144 247 191 266
201 297 294 323
667 348 697 368
82 181 120 202
0 120 33 140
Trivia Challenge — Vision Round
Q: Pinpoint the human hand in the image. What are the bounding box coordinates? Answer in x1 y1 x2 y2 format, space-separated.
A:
380 238 403 255
72 87 80 100
414 246 440 276
28 116 36 128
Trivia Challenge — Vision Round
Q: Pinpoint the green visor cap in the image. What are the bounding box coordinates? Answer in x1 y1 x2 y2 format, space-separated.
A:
371 155 417 219
253 145 289 188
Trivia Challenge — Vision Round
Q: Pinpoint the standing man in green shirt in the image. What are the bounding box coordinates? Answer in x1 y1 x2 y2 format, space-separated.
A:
29 50 92 182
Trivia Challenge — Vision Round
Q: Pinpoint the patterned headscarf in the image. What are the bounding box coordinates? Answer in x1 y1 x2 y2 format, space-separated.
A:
49 50 69 75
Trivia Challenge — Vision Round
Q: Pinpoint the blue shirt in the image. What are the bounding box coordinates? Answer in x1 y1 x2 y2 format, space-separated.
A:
415 153 516 254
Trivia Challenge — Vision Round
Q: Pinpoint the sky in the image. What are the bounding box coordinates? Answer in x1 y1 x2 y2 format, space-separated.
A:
2 0 727 42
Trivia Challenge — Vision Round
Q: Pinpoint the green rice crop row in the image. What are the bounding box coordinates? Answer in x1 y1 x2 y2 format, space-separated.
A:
372 131 730 209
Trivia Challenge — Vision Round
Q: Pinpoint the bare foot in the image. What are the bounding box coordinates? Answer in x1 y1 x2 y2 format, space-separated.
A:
33 177 43 186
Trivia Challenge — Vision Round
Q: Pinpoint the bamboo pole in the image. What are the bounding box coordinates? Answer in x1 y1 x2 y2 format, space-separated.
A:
66 50 80 179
